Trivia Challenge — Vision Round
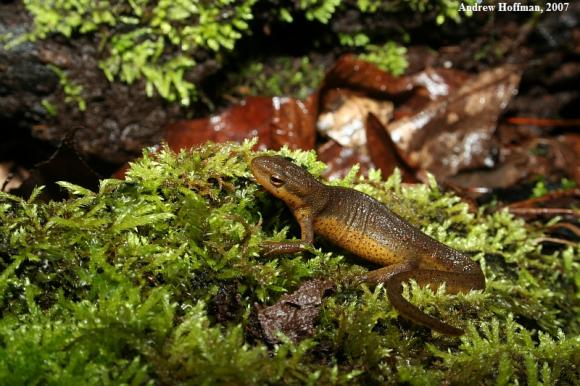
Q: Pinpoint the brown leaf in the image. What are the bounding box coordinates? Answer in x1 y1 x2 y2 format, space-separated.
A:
318 140 372 180
317 90 393 148
447 134 580 189
551 134 580 184
165 95 316 151
387 65 522 179
321 54 415 96
257 279 334 344
410 67 470 100
365 113 417 182
0 162 28 192
316 57 523 185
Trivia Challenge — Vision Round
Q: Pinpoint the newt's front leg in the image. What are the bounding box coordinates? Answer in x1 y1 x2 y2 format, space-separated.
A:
261 208 314 256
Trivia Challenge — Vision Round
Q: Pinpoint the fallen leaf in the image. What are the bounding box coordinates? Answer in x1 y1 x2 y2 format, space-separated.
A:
315 91 394 179
257 279 334 344
165 95 316 151
387 65 522 179
317 91 393 149
321 54 414 96
447 134 580 189
0 162 28 192
318 140 372 180
365 113 417 182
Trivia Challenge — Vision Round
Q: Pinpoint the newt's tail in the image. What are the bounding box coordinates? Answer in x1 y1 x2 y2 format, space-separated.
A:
386 269 485 336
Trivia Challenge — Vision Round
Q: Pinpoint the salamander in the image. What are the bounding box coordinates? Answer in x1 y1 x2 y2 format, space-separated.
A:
251 155 486 335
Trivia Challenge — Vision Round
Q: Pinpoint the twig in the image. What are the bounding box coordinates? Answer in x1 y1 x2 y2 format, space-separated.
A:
533 237 577 247
507 207 580 217
505 189 580 209
506 117 580 127
547 222 580 237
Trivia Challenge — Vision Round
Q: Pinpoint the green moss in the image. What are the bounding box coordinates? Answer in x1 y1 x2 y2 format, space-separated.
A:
18 0 257 106
531 177 577 198
292 0 471 24
228 56 326 99
1 141 578 384
10 0 475 107
47 64 87 111
298 0 342 24
358 41 408 76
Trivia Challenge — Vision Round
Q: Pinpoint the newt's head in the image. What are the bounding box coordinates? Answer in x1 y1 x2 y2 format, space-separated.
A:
251 156 322 209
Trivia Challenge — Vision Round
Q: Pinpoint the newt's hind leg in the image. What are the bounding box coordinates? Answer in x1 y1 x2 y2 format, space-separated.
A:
385 269 484 336
363 262 415 286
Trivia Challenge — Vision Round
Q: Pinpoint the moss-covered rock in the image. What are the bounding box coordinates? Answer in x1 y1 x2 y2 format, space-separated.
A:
0 141 578 384
14 0 471 106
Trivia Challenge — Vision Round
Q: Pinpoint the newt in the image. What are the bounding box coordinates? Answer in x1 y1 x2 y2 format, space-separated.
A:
251 155 486 335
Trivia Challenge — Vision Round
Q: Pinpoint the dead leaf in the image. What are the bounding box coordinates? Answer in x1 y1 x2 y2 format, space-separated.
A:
317 91 393 149
315 90 394 180
0 162 28 192
257 279 334 344
321 54 415 96
365 113 417 182
318 140 372 180
447 134 580 189
387 65 522 179
165 95 316 151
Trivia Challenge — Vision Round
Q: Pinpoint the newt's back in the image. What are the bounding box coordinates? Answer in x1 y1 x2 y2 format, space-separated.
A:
314 186 480 275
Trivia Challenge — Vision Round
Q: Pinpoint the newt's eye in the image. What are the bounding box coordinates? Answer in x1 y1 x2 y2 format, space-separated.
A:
270 175 284 187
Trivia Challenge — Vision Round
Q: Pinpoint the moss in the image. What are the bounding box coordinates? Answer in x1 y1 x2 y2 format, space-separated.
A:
358 41 408 76
17 0 257 106
227 56 326 99
531 177 577 198
1 141 578 384
11 0 475 107
47 64 87 111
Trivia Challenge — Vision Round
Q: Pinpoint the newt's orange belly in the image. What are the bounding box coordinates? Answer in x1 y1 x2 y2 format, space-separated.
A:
313 216 405 266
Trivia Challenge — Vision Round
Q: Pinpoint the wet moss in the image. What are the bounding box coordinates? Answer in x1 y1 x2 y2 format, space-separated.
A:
13 0 472 106
0 141 578 384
